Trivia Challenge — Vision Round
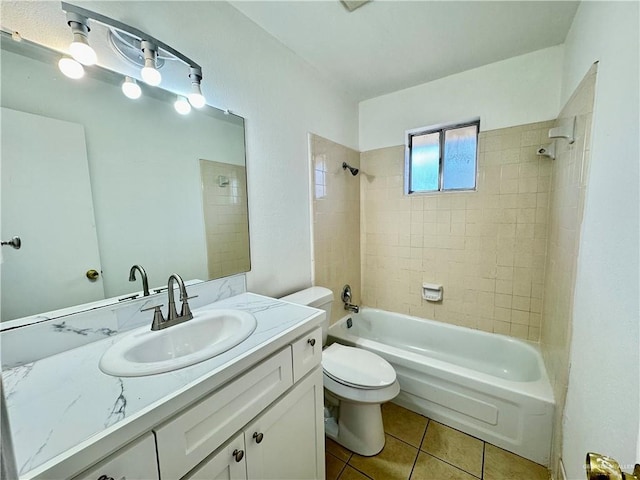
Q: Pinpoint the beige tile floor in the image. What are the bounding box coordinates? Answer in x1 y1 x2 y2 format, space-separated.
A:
325 402 550 480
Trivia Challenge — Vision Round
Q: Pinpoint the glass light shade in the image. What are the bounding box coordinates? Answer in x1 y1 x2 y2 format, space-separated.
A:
121 77 142 100
174 96 191 115
141 65 161 86
69 35 97 66
58 57 85 79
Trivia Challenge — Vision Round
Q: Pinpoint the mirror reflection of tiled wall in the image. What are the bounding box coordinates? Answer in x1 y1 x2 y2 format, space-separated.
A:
200 159 250 279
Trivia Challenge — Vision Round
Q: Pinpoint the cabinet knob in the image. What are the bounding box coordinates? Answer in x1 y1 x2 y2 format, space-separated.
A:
307 338 316 347
253 431 264 444
233 449 244 462
97 475 114 480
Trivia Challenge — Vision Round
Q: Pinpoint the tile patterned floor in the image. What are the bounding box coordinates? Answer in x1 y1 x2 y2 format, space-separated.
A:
325 402 550 480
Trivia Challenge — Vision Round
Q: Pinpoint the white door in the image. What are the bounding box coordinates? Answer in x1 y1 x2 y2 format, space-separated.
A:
1 107 104 321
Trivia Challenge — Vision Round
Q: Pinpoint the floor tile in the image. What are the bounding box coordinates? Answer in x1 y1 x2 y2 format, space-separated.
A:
483 444 549 480
327 437 353 462
420 421 484 477
326 452 347 480
411 452 480 480
339 465 372 480
348 434 418 480
382 402 429 447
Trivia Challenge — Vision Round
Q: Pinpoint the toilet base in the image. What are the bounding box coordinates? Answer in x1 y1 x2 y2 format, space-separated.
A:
326 400 386 456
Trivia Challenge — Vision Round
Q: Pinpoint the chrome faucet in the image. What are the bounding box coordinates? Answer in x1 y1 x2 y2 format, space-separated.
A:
341 284 360 313
144 274 197 331
128 264 150 296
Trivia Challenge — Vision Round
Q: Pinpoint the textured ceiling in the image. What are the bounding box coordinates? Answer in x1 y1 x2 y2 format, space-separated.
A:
230 1 580 101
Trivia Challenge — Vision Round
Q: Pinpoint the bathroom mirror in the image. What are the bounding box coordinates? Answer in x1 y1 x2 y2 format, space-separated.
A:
0 32 250 321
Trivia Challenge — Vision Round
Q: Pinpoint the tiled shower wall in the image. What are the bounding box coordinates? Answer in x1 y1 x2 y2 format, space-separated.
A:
541 64 596 473
360 120 556 341
200 159 250 279
311 134 361 325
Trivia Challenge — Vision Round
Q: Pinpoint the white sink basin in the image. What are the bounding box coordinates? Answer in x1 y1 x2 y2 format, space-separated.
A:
99 309 257 377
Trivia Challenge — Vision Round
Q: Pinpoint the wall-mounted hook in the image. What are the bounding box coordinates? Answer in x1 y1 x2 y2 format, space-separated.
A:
548 116 576 144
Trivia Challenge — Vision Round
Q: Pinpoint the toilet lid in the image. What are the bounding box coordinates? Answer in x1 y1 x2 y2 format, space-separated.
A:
322 343 396 389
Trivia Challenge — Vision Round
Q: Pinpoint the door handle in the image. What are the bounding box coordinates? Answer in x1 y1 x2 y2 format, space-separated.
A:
586 452 640 480
86 269 100 280
1 236 21 249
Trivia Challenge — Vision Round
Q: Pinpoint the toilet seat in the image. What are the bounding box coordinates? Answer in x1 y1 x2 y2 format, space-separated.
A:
322 343 396 389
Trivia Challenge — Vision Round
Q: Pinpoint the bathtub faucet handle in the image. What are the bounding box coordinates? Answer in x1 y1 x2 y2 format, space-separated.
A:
341 284 352 303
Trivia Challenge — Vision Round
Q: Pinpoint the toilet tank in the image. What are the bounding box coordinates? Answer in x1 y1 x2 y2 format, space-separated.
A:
280 286 333 345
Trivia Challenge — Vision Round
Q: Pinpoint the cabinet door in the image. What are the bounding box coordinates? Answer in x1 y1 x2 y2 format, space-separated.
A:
245 367 324 480
156 348 293 479
183 433 247 480
72 433 158 480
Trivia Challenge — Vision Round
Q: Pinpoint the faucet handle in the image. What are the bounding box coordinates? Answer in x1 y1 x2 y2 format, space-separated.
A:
141 304 164 311
142 304 165 330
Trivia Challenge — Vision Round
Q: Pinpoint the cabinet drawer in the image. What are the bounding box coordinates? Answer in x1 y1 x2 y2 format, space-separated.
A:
72 433 158 480
291 327 322 383
155 348 293 480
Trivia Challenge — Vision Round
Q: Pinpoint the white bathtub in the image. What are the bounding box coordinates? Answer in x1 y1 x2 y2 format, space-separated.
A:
327 308 554 466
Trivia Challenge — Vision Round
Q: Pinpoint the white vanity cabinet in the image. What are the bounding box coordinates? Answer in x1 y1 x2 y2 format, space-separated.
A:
185 368 324 480
156 327 324 480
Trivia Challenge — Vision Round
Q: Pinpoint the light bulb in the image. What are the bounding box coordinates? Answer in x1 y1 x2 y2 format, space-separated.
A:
58 57 85 79
140 43 161 86
121 77 142 100
69 34 96 66
141 63 161 86
188 84 206 108
174 95 191 115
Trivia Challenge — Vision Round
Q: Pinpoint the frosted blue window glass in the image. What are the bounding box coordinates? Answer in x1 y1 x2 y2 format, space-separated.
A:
406 120 478 194
442 125 478 190
410 132 440 192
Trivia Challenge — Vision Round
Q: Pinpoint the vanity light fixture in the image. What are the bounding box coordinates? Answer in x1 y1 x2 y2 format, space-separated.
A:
66 12 97 66
60 2 207 111
174 95 191 115
122 76 142 99
187 67 206 108
140 41 162 86
58 56 85 79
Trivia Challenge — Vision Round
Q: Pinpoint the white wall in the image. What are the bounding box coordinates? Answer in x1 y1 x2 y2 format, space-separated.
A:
359 46 564 151
559 2 639 478
71 1 359 297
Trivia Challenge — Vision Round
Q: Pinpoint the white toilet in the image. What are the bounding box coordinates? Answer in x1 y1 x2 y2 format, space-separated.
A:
281 286 399 456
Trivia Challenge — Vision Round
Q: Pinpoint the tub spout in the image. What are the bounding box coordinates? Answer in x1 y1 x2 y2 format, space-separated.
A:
344 303 359 313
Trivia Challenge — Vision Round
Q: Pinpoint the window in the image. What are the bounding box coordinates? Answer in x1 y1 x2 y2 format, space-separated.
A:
405 120 479 194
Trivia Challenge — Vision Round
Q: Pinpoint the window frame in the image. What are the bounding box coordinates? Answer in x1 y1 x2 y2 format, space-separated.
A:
404 118 480 195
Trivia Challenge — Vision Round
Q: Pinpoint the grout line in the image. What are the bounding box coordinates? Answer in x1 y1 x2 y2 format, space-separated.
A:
407 420 430 480
421 451 482 479
481 442 486 479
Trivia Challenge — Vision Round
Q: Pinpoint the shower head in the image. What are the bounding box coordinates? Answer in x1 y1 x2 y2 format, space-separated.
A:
342 162 359 176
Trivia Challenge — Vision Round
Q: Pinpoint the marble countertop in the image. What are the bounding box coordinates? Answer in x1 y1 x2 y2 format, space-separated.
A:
2 293 322 479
